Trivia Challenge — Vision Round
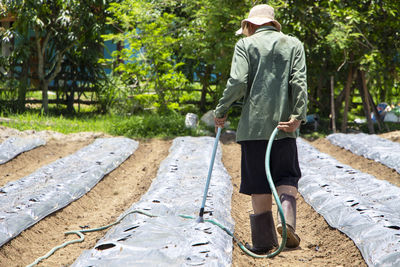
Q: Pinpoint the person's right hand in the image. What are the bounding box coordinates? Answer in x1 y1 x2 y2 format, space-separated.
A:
214 115 227 133
277 118 301 132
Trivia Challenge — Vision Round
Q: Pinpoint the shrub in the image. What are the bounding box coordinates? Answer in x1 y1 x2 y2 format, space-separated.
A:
109 112 197 138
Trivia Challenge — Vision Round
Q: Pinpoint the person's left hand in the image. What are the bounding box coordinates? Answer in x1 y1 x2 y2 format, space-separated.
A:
277 118 301 132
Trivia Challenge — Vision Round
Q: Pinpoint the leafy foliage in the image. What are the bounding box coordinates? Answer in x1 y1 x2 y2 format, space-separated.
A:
1 0 109 113
1 0 400 136
102 0 188 113
109 111 197 138
269 0 400 116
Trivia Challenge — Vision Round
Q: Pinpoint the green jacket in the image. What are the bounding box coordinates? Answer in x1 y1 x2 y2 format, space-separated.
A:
214 26 308 141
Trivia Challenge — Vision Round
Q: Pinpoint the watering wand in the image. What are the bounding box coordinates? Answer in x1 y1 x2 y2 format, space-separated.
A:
196 127 222 223
194 126 287 257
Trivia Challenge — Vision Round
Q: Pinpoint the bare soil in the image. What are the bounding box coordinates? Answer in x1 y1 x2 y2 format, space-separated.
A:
0 128 398 266
0 131 171 267
221 139 365 267
379 130 400 143
0 140 92 188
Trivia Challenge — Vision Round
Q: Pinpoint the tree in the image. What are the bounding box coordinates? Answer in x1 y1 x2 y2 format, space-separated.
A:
103 0 188 112
2 0 109 113
270 0 399 132
178 0 248 111
0 1 31 111
324 0 399 132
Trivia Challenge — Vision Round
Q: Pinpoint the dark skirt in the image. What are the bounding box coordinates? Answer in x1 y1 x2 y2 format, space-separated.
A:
239 138 301 195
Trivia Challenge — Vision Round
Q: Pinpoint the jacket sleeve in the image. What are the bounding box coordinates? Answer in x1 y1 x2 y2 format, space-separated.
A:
214 39 248 118
289 41 308 123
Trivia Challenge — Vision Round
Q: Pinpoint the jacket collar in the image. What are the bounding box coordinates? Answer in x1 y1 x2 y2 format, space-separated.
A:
255 25 278 34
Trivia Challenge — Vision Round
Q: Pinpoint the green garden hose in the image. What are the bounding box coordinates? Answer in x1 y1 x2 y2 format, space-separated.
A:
259 127 287 256
26 210 156 267
26 127 286 266
184 127 287 258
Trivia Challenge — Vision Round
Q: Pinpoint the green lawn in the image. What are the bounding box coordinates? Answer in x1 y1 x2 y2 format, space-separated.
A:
1 107 399 140
0 108 208 139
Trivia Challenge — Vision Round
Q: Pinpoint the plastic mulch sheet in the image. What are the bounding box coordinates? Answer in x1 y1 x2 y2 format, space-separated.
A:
0 136 46 164
327 133 400 174
297 138 400 267
72 136 234 267
0 137 138 248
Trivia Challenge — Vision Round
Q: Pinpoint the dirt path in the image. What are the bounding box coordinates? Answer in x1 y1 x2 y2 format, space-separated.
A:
379 130 400 143
311 138 400 188
0 140 93 188
221 139 366 267
0 138 171 267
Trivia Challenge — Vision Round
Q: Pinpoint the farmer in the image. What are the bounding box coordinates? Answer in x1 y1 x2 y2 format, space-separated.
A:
214 4 307 254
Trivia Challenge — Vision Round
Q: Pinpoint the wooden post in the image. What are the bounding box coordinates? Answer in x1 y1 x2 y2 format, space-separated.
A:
330 75 336 133
200 65 211 112
341 65 354 133
359 70 374 134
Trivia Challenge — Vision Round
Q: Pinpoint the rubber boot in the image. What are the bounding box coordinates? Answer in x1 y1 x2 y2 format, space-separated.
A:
277 193 300 248
245 211 278 254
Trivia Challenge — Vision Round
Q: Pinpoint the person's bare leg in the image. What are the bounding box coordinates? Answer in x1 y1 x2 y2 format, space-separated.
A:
277 185 297 198
277 185 297 229
251 193 272 214
276 185 300 248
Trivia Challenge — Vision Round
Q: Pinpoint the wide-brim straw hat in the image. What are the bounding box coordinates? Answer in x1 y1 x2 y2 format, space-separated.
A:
236 4 281 35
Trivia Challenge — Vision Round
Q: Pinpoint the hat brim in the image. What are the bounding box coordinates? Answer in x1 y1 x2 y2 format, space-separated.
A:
235 17 281 35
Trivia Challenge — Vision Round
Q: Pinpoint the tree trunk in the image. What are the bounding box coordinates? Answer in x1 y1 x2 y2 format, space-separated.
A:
383 74 391 105
17 60 29 112
154 67 167 112
317 73 324 113
35 29 50 113
341 65 354 132
41 80 49 113
330 75 336 133
34 28 67 114
199 80 208 113
334 86 346 112
377 72 385 103
367 89 388 131
67 83 75 114
200 65 211 112
358 70 374 134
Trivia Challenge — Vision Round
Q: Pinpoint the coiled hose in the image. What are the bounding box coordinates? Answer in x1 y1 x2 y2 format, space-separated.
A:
27 127 286 266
